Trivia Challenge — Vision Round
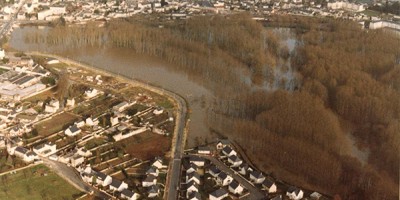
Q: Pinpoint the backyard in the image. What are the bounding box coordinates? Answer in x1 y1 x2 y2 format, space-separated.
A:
34 112 79 136
118 131 171 160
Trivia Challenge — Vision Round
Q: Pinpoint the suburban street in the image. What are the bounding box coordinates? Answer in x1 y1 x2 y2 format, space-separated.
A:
165 95 187 200
205 156 265 200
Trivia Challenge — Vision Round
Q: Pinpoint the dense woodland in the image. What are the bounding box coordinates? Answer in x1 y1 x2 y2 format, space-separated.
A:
25 14 399 199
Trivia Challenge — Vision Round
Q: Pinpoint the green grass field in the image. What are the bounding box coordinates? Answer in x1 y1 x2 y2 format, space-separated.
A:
0 164 82 200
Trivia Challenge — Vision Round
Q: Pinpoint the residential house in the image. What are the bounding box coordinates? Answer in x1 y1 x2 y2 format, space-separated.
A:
186 171 201 184
113 101 130 112
44 99 60 113
14 146 28 157
216 171 233 186
146 166 159 177
238 163 252 175
208 165 221 178
109 179 128 192
9 126 23 137
82 172 94 184
113 126 148 141
33 142 56 157
71 154 84 167
77 147 92 157
189 156 205 167
66 98 75 107
262 179 277 193
249 171 265 184
120 189 140 200
11 137 23 146
197 146 211 155
59 153 72 164
24 151 38 163
286 186 304 200
222 146 236 157
65 125 81 137
153 107 163 115
81 166 92 176
85 117 99 126
76 120 85 128
209 188 228 200
14 147 38 163
110 116 119 126
216 139 230 149
147 185 159 198
93 171 112 186
186 163 198 174
186 180 199 198
142 175 157 187
7 144 18 155
152 158 167 169
228 155 242 167
86 76 94 82
85 88 99 99
310 192 322 199
229 181 244 195
188 192 201 200
153 127 168 135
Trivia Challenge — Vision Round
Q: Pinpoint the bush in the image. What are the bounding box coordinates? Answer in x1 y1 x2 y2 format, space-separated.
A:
14 52 26 57
41 77 56 86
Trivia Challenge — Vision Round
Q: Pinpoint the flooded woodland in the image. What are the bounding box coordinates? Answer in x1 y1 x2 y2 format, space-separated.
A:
9 14 400 199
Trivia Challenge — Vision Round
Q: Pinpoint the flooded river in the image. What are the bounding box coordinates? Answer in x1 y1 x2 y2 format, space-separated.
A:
9 26 369 163
10 26 216 147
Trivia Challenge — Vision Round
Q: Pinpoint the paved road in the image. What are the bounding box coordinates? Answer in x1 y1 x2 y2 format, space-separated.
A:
42 158 111 199
166 95 187 200
26 52 189 200
205 156 265 200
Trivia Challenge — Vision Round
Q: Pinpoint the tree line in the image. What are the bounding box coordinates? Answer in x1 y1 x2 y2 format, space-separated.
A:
25 14 399 199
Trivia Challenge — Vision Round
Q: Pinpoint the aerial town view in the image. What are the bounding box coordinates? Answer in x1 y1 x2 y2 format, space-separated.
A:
0 0 398 199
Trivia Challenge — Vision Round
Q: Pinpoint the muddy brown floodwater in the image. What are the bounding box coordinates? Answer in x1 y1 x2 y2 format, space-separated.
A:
10 26 217 147
9 26 370 164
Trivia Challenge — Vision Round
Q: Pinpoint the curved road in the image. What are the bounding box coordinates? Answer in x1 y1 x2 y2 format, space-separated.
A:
26 52 188 200
42 157 112 199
